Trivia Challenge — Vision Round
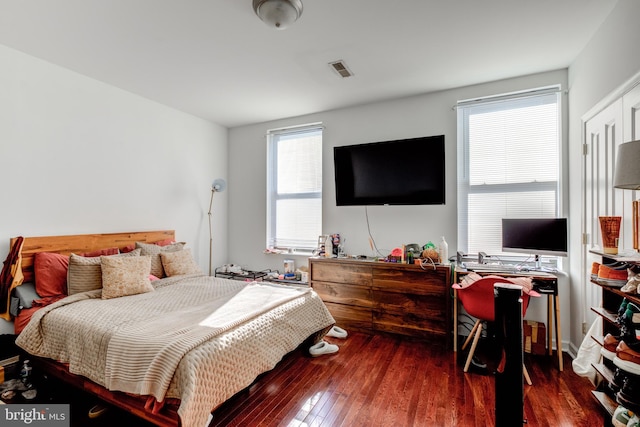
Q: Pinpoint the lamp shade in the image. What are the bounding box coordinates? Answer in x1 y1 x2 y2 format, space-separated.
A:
614 140 640 190
212 178 227 193
253 0 303 29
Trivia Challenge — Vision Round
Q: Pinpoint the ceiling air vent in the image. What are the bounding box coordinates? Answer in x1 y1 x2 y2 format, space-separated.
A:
329 60 353 78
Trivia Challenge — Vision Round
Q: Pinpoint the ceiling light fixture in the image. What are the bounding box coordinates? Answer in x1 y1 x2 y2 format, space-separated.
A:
253 0 303 30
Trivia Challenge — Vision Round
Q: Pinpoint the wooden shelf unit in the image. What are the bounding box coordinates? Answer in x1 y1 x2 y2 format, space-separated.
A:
589 250 640 422
309 257 451 344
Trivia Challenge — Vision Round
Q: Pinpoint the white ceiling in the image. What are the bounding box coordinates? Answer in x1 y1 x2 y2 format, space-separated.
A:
0 0 618 128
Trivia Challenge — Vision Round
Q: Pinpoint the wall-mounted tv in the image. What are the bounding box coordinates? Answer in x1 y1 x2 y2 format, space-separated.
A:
501 218 568 257
333 135 445 206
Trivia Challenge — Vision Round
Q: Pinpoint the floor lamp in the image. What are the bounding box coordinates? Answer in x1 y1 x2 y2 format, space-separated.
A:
614 140 640 251
208 178 227 276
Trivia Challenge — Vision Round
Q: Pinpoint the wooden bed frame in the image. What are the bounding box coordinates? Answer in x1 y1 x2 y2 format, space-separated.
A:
13 230 175 284
10 230 180 427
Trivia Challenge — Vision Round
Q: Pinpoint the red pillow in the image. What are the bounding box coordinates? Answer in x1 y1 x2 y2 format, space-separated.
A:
34 252 69 297
122 240 174 253
120 244 136 254
80 247 119 257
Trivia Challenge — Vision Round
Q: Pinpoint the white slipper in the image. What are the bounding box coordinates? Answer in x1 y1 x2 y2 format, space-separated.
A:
326 325 348 339
309 340 339 357
614 356 640 376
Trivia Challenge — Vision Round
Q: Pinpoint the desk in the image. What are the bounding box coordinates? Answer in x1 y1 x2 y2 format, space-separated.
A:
453 268 562 371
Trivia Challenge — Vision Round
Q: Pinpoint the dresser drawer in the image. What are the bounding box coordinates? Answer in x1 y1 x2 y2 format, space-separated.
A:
323 301 372 334
372 289 447 317
373 309 447 338
372 266 448 296
312 281 372 308
311 262 372 286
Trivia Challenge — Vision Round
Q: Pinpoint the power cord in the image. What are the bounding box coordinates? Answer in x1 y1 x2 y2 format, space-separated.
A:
365 206 385 258
419 257 437 270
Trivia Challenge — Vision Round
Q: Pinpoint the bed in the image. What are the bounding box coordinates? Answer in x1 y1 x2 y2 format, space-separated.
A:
9 230 335 427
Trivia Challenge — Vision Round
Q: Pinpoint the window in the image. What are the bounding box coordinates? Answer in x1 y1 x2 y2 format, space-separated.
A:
457 86 562 259
267 123 323 253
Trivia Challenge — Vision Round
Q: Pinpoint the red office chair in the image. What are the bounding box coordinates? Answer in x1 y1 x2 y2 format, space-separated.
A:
453 276 540 385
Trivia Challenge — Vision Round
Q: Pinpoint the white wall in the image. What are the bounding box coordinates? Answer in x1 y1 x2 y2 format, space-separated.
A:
567 0 640 354
229 71 568 269
228 71 568 336
0 44 229 271
228 0 640 354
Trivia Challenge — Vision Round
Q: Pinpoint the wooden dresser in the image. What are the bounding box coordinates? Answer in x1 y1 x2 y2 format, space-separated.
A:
309 257 451 344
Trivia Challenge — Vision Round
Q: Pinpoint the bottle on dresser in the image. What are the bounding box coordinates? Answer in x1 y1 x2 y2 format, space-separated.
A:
439 236 449 264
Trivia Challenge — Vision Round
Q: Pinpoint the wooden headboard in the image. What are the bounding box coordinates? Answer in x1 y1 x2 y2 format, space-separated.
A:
10 230 175 283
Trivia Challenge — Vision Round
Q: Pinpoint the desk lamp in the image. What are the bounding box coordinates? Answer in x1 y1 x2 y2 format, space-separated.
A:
614 139 640 250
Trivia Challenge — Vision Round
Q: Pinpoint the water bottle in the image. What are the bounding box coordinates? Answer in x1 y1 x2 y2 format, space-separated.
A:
20 360 32 388
407 250 414 265
439 236 449 264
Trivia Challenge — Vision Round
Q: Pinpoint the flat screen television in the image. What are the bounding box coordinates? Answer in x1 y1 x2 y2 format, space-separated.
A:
501 218 568 257
333 135 445 206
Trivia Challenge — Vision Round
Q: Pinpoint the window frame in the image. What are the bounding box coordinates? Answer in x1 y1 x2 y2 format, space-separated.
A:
456 86 563 265
266 123 323 254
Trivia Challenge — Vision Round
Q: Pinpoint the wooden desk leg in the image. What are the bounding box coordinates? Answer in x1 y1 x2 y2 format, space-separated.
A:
547 295 553 357
453 288 458 352
555 294 563 371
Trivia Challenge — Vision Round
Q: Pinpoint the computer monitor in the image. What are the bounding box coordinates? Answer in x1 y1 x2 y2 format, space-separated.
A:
501 218 568 269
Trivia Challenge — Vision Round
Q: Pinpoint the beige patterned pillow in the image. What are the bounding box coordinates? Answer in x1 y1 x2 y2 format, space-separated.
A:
136 241 185 278
160 249 202 277
67 249 142 295
101 255 154 300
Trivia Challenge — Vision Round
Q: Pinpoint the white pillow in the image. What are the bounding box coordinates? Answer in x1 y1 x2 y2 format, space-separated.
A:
160 249 202 277
101 255 154 300
135 241 185 278
67 249 141 295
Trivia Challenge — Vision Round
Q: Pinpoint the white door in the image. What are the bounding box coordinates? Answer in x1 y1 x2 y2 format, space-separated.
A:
583 99 623 325
582 83 640 325
623 84 640 141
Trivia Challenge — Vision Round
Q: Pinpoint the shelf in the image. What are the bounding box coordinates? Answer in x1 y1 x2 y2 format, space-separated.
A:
591 306 618 325
264 278 309 286
591 334 604 347
214 267 309 286
591 280 640 303
591 390 618 418
589 249 640 263
214 267 271 281
593 362 615 385
590 250 640 425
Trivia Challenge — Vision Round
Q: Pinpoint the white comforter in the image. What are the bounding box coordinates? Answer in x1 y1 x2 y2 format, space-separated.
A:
16 275 335 427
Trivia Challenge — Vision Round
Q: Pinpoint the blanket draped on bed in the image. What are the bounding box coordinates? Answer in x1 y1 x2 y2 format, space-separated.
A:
16 275 335 427
105 281 310 401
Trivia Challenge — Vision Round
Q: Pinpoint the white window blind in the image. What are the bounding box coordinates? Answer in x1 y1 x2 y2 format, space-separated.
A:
457 87 562 257
267 123 323 251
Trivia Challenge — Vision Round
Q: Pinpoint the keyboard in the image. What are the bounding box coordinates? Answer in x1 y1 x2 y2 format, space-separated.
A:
461 262 519 273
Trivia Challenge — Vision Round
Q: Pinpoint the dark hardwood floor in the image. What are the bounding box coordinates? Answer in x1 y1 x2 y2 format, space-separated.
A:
209 332 603 427
28 331 604 427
